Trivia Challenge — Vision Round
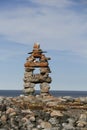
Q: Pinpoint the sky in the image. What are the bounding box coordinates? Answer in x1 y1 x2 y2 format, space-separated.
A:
0 0 87 91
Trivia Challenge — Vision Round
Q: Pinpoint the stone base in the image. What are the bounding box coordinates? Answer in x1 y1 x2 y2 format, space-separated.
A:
40 92 51 96
23 87 35 95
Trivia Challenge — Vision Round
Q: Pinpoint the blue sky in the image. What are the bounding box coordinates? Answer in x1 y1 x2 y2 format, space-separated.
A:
0 0 87 90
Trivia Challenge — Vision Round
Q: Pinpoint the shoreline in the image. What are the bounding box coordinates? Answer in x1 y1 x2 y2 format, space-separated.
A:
0 95 87 130
0 90 87 97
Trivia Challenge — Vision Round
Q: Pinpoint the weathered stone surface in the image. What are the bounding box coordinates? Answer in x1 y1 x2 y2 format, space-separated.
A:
40 121 52 129
23 87 35 94
40 83 50 94
40 54 50 62
40 82 50 88
49 117 59 125
0 96 87 129
23 43 52 95
28 74 51 83
76 113 87 127
62 123 75 130
32 128 38 130
79 113 87 122
25 67 35 72
24 61 48 67
50 110 63 117
24 71 33 77
40 86 50 93
29 116 36 122
33 43 40 49
1 115 7 122
24 82 35 88
40 67 51 74
26 55 35 62
79 97 87 103
77 121 87 127
6 108 15 114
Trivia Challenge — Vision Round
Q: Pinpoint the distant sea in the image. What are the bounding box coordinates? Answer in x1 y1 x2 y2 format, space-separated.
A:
0 90 87 97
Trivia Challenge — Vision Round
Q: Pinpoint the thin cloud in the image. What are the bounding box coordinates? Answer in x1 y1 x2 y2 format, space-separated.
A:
0 39 29 61
0 0 87 57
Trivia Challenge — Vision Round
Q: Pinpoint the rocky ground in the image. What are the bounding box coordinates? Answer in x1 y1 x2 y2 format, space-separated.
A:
0 94 87 130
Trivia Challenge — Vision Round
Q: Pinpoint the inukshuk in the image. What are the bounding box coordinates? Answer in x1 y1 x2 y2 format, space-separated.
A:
23 43 52 95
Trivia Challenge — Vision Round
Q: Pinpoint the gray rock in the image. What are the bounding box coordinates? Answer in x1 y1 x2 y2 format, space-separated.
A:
50 110 63 117
24 82 35 88
28 74 51 83
25 67 35 72
67 118 75 124
24 71 33 77
40 86 50 93
63 96 74 102
62 123 75 130
76 120 87 127
23 87 35 94
0 97 4 104
79 113 87 122
49 117 59 126
76 113 87 127
0 128 8 130
40 67 51 74
32 128 38 130
40 121 52 129
79 97 87 103
49 128 60 130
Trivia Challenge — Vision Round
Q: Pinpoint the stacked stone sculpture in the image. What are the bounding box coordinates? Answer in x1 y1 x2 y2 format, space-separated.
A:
23 43 52 95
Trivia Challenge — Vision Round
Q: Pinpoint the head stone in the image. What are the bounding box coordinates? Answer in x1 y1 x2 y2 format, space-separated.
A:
33 43 40 50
